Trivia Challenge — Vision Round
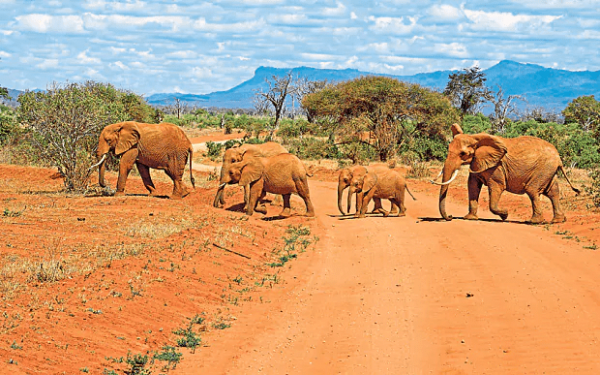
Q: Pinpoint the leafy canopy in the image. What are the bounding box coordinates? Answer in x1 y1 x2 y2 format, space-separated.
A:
444 66 493 116
302 75 459 161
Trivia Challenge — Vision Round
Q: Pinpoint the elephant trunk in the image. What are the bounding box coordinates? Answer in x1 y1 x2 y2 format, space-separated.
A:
438 159 461 221
347 185 355 214
337 184 347 215
213 183 226 208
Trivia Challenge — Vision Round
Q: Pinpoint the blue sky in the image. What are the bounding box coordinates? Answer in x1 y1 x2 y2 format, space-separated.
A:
0 0 598 95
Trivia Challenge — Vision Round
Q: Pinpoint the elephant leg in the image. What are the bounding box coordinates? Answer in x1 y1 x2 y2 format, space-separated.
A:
389 200 400 216
354 191 365 218
246 180 264 216
357 191 375 218
296 178 315 217
396 188 407 217
255 190 268 214
465 174 482 220
115 149 138 196
280 194 292 217
136 162 157 196
488 184 508 221
370 198 388 216
526 190 545 224
545 176 566 223
164 169 188 199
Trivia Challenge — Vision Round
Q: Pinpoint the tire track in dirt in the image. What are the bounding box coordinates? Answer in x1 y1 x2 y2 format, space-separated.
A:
178 179 600 374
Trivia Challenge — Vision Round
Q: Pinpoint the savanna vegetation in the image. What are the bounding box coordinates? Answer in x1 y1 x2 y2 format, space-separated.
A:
1 69 600 201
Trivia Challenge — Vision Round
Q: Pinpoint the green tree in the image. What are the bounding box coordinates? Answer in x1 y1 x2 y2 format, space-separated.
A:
0 87 9 100
444 66 493 116
17 81 155 192
303 76 459 161
563 95 600 132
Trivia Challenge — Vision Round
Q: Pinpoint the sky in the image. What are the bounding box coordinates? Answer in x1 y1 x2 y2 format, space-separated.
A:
0 0 599 96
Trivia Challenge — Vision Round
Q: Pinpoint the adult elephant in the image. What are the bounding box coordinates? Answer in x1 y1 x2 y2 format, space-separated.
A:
225 153 315 217
337 164 400 216
432 123 580 223
96 121 195 199
213 142 287 208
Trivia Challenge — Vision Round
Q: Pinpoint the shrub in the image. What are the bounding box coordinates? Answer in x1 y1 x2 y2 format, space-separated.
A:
286 137 342 160
206 141 224 161
587 169 600 208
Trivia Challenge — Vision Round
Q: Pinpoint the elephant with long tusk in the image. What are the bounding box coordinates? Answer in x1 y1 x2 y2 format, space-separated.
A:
437 123 580 223
95 121 195 199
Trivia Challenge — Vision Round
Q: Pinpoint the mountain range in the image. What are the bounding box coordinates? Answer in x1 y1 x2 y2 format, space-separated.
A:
145 60 600 113
4 60 599 113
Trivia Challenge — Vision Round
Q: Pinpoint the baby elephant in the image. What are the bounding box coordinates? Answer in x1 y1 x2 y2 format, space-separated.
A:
226 153 315 217
350 166 415 218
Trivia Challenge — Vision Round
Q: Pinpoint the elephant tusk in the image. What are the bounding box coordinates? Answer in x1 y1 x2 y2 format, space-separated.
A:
88 154 107 171
218 182 227 189
432 169 443 180
429 170 459 186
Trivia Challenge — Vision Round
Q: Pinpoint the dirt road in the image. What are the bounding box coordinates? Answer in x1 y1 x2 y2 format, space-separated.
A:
178 179 600 374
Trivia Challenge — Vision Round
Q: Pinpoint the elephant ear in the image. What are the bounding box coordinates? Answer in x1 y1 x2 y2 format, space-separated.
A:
239 157 264 186
115 122 140 155
470 135 507 173
362 172 378 193
451 123 464 137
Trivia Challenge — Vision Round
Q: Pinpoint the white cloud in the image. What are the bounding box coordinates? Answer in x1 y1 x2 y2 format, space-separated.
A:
110 61 129 70
509 0 598 8
0 30 14 36
269 13 308 24
36 59 59 69
368 16 418 34
77 50 101 64
82 14 191 32
462 8 561 32
428 4 463 22
193 18 266 33
300 53 338 61
191 66 213 79
434 42 469 58
15 14 85 33
84 0 146 11
0 51 11 58
240 0 283 4
168 50 198 59
323 2 346 17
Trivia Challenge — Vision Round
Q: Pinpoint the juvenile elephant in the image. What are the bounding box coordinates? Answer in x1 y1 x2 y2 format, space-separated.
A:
431 123 580 223
350 166 415 218
226 153 315 217
213 142 287 208
337 164 400 216
96 121 195 199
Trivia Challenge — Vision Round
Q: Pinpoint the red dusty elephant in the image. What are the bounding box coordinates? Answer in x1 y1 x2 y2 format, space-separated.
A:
96 121 195 199
431 123 579 223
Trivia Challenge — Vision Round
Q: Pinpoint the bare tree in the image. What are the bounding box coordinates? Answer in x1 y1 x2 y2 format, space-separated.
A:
490 86 524 133
254 71 299 136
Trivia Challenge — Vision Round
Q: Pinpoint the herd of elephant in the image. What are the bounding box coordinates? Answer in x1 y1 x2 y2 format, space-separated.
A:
93 121 581 223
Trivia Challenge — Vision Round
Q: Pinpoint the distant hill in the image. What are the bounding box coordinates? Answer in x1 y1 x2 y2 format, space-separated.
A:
145 60 600 113
5 61 600 113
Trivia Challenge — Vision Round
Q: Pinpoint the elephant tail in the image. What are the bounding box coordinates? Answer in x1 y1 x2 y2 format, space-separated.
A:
189 146 196 189
559 164 580 195
406 184 417 201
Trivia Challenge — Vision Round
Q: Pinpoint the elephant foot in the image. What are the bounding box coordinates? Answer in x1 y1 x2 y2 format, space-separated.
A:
114 191 125 197
255 204 268 214
552 215 566 223
279 209 292 217
354 213 366 219
304 211 316 217
497 212 509 221
397 212 406 217
463 213 479 220
529 215 545 224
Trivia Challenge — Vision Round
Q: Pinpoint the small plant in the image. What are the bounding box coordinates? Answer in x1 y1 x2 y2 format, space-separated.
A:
125 352 150 375
586 169 600 208
206 141 224 161
103 369 119 375
3 207 25 217
153 345 182 370
213 322 231 330
173 324 201 352
10 341 22 350
80 368 89 373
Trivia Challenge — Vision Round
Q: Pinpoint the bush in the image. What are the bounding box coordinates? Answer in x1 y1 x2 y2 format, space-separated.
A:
286 137 342 160
587 169 600 208
17 81 153 192
206 141 224 161
461 113 492 134
400 135 447 161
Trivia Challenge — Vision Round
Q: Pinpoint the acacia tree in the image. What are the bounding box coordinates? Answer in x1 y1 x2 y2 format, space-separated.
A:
303 76 459 161
490 86 524 134
17 81 156 192
563 95 600 132
254 71 299 136
444 66 493 116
